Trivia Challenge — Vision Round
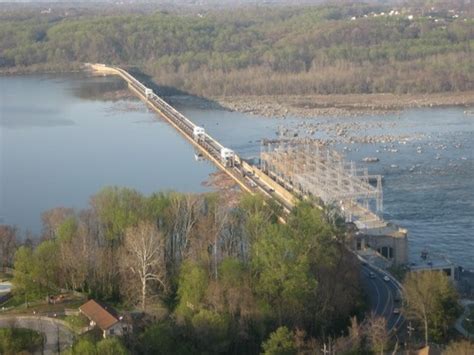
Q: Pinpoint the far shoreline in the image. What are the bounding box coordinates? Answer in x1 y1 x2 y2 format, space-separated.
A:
2 65 473 118
213 92 474 118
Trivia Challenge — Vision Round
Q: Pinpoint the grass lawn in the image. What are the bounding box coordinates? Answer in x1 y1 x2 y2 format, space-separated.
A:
65 314 89 332
462 304 474 335
1 296 25 310
1 294 85 316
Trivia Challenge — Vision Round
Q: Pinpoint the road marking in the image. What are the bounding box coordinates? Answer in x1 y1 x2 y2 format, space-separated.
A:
381 277 393 316
361 267 405 336
384 279 405 334
363 268 381 312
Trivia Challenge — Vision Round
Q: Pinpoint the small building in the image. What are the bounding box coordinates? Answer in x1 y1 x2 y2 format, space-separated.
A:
351 223 409 266
79 299 130 338
409 252 457 281
193 126 206 141
144 88 154 98
220 147 235 167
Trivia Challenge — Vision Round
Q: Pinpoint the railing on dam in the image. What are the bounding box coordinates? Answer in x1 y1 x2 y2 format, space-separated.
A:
88 63 296 212
88 63 408 266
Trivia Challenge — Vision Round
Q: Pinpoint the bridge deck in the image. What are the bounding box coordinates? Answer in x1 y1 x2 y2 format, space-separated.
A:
88 64 295 212
87 63 408 266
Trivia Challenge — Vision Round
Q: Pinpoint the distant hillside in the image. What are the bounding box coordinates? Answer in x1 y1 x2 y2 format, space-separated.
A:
0 3 472 96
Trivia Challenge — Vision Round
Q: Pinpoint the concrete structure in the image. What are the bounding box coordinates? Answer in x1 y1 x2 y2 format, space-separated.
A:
193 126 206 141
144 88 153 98
220 147 235 167
85 63 295 212
352 224 409 266
87 63 294 211
409 251 457 281
260 138 383 225
87 63 409 266
261 138 408 266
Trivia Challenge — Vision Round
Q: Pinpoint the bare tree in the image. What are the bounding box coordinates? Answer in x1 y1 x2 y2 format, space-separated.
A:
364 312 388 355
166 194 201 271
0 225 17 271
348 316 362 351
332 316 363 354
58 225 92 291
41 207 74 240
121 221 166 311
443 340 474 355
208 200 229 280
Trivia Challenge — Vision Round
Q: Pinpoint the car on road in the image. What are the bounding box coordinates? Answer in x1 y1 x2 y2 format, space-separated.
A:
393 308 400 315
383 275 390 282
369 272 376 279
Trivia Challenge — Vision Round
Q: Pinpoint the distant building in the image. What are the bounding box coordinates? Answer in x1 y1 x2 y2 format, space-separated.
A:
409 251 457 281
79 299 131 338
351 223 409 266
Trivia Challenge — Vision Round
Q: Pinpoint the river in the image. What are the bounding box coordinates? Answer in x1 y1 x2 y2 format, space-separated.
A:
1 74 473 269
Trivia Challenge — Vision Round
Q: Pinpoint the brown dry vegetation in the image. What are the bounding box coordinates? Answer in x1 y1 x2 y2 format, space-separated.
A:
1 4 473 109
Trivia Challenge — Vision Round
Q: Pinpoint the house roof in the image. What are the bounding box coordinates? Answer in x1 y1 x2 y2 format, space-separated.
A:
79 299 119 330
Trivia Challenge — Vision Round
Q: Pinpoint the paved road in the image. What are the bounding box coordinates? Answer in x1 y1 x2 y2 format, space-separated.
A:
454 299 474 340
0 315 74 354
0 281 11 294
361 264 405 335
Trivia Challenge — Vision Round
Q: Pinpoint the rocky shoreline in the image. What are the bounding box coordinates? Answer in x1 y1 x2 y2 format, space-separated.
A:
3 66 472 119
214 92 474 118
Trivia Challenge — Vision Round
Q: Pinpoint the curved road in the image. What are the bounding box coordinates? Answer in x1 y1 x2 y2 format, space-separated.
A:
361 264 405 335
0 315 74 354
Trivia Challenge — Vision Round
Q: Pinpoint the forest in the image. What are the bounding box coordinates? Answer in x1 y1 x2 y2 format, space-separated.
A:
1 187 466 353
1 2 472 353
0 3 472 97
2 187 367 353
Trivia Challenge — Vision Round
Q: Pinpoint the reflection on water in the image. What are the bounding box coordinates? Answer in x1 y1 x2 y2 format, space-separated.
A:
0 74 215 235
177 104 474 270
1 73 473 270
1 114 75 128
71 75 128 101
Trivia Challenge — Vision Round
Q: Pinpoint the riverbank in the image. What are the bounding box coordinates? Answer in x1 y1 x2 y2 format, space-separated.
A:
3 66 473 118
0 63 82 76
214 92 474 118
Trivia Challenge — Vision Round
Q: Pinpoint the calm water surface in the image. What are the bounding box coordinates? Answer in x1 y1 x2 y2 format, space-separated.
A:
0 74 216 233
1 74 473 269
